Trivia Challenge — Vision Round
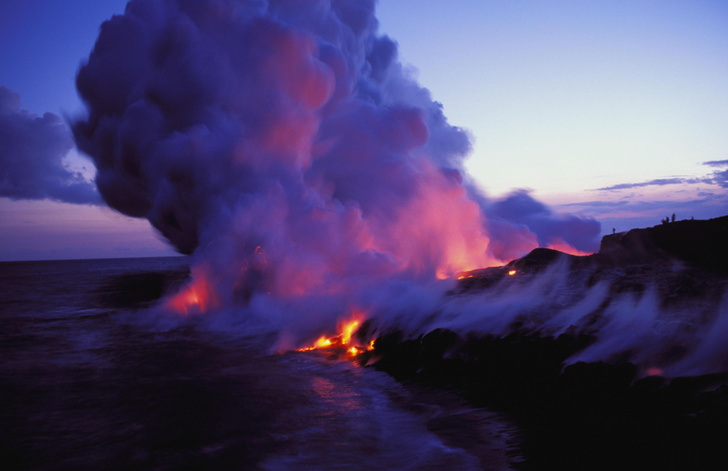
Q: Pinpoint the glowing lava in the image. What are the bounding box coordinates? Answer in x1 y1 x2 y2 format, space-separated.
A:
296 315 375 358
508 270 517 276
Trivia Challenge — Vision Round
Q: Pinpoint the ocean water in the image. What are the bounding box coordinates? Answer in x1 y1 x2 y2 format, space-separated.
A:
0 257 518 470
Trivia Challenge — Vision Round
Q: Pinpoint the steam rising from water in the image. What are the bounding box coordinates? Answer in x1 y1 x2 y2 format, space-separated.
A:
438 258 728 377
74 2 607 350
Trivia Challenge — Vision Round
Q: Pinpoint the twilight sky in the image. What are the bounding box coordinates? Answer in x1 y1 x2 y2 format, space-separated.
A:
1 0 726 261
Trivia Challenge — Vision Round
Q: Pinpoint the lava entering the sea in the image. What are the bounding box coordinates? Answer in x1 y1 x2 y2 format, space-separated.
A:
73 0 603 354
295 314 375 359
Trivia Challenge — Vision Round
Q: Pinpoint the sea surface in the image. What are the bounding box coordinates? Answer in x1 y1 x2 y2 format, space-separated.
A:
0 257 519 470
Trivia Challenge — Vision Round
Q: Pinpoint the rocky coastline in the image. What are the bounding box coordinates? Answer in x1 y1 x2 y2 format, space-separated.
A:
361 216 728 470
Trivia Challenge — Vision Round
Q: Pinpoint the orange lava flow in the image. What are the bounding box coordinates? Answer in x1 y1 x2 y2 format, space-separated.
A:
296 313 375 358
508 270 517 276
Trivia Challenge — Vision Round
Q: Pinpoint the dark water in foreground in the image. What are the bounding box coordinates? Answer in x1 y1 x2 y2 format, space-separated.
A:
0 258 518 470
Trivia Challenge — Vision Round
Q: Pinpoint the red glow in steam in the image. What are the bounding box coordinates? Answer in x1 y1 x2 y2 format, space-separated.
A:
72 1 603 365
365 159 496 280
546 237 594 256
165 266 219 315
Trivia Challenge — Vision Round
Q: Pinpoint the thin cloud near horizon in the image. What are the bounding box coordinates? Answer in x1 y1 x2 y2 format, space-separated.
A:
593 160 728 192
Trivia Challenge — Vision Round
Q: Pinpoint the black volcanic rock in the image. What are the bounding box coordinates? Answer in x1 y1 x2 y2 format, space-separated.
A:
455 215 728 306
507 247 571 272
596 215 728 274
363 329 728 470
365 215 728 470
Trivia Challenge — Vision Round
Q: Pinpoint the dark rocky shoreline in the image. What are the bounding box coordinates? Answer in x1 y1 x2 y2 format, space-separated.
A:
362 329 728 470
360 216 728 470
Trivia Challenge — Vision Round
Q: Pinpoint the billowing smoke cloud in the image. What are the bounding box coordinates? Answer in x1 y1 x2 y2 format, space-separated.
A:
74 0 601 344
0 86 100 205
483 189 601 260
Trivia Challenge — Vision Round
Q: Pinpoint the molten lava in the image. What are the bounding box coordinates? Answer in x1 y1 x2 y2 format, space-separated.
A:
295 315 375 358
508 270 517 276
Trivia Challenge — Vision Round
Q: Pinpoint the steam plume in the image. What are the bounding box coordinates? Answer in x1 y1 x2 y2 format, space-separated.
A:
73 0 600 341
487 189 601 259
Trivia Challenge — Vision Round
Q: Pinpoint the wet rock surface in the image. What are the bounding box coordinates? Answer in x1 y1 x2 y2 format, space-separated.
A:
363 216 728 470
364 330 728 470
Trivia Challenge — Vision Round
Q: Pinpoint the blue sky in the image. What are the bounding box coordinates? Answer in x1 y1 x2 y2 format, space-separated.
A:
377 0 728 227
1 0 727 260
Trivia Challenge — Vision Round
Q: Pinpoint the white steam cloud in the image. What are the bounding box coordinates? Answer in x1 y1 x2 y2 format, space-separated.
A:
73 0 605 349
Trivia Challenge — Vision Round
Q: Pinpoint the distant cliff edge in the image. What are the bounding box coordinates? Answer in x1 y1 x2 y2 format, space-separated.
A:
597 215 728 274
